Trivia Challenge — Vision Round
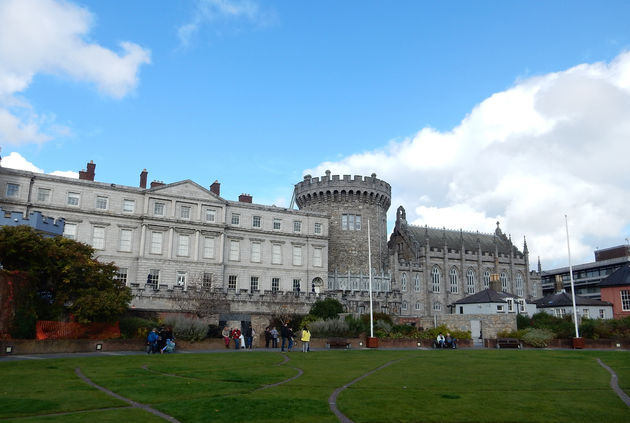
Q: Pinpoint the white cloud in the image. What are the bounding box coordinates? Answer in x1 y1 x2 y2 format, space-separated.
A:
305 51 630 268
178 0 273 47
2 151 78 178
0 0 151 145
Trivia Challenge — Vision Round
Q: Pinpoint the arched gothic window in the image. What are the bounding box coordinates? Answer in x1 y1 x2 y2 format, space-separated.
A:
431 266 441 293
515 272 524 297
500 271 508 292
449 267 459 293
414 274 421 292
401 273 407 292
466 268 475 294
483 269 491 289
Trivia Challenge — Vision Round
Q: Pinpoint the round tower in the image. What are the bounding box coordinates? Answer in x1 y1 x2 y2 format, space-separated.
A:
294 170 391 274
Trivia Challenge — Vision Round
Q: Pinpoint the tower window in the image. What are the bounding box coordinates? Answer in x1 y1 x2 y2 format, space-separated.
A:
341 214 361 230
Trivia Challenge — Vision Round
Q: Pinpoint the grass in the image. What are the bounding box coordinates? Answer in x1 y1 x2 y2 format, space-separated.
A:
1 350 629 422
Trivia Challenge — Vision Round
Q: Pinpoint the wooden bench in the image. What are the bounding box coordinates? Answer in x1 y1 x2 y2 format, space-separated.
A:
326 338 350 349
496 338 522 349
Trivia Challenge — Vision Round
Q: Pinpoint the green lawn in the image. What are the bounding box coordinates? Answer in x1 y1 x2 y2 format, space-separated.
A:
1 350 628 422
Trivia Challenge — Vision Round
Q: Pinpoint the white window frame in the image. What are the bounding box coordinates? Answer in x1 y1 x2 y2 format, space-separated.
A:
176 271 187 288
500 272 508 292
401 273 407 292
114 268 128 285
95 195 108 210
483 270 490 289
228 275 237 290
150 231 163 254
293 279 301 292
433 302 442 312
177 234 190 257
205 208 216 222
414 274 421 292
229 240 240 261
314 222 322 234
123 199 135 213
293 245 303 266
272 277 280 292
231 213 240 226
293 221 302 233
92 226 105 250
507 298 514 312
203 236 215 259
119 228 132 252
466 269 475 294
273 218 281 230
599 309 605 319
67 192 81 206
147 269 160 288
250 276 259 292
515 272 524 297
432 266 441 293
252 215 261 228
313 247 323 267
251 241 261 263
620 290 630 311
6 183 19 198
203 272 213 288
180 205 191 220
415 302 421 311
37 187 51 202
154 202 165 216
449 267 458 293
64 222 77 240
272 244 282 264
583 308 590 318
402 301 408 311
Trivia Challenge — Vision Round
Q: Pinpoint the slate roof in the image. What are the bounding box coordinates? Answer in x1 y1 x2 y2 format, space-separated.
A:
533 292 612 308
599 264 630 287
405 224 523 257
451 288 519 305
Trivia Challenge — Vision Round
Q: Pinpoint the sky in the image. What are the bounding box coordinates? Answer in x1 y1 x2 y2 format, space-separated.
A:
1 0 630 270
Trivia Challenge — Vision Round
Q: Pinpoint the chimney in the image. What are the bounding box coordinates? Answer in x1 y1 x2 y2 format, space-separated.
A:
210 180 220 196
79 160 96 181
239 193 252 203
554 275 565 293
140 169 148 188
150 180 165 188
489 273 502 292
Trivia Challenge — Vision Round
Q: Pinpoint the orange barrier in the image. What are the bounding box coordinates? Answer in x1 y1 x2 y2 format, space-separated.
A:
36 321 120 340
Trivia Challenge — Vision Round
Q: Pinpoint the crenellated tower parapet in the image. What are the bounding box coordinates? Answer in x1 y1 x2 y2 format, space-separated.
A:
294 170 391 275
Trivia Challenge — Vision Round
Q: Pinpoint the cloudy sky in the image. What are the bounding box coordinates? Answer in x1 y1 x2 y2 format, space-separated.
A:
1 0 630 269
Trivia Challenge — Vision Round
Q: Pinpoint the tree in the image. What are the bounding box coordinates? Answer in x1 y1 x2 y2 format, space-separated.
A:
309 298 344 320
0 226 131 326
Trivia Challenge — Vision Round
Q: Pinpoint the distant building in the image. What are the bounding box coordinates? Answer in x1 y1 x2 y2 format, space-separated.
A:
450 289 536 317
0 207 64 237
599 264 630 319
541 245 630 300
534 277 613 320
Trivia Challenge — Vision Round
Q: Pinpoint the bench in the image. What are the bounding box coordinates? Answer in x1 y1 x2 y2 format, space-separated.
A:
496 338 522 349
326 338 350 349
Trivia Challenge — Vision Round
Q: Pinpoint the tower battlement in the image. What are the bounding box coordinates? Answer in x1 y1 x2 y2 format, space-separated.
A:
294 170 391 209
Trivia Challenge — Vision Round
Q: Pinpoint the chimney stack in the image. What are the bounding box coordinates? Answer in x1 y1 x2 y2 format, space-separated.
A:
150 180 165 188
489 273 502 292
140 169 148 188
554 275 565 293
79 160 96 181
210 180 220 196
239 193 252 203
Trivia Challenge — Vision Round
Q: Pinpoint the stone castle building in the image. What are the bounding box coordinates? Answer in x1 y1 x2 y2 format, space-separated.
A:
1 160 537 326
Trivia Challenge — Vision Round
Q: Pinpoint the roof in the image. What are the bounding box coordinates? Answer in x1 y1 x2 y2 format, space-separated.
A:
451 288 520 305
599 264 630 287
533 292 612 308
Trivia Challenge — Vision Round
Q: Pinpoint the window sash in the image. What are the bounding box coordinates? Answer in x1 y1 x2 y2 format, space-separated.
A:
228 275 237 289
313 248 322 267
272 244 282 264
178 235 190 256
203 237 215 259
96 196 108 210
6 183 19 197
250 277 259 292
231 214 240 225
273 219 281 230
253 216 261 227
293 246 302 266
92 226 105 250
37 188 51 202
154 202 165 216
293 221 301 232
293 279 301 291
314 223 322 234
67 192 80 206
229 240 240 261
123 199 135 213
119 229 132 252
205 209 216 222
150 232 163 254
272 278 280 292
251 242 261 262
180 206 191 219
64 223 77 240
621 290 630 311
176 271 187 287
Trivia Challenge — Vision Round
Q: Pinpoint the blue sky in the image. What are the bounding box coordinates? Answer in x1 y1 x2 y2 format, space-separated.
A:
2 0 630 268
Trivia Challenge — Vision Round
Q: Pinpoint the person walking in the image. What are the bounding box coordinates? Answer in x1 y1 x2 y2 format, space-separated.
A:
271 327 279 348
280 322 289 352
264 326 271 348
245 325 253 349
146 328 158 354
287 326 294 352
222 326 230 348
301 326 311 353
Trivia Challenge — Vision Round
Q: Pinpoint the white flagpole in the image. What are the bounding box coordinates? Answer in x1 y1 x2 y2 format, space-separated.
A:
368 219 374 338
564 215 580 338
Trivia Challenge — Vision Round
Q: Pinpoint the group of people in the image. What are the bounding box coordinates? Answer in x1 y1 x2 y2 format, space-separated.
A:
146 327 175 354
221 326 256 349
435 332 457 349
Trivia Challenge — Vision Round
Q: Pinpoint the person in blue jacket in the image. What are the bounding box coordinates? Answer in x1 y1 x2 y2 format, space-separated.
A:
147 328 159 354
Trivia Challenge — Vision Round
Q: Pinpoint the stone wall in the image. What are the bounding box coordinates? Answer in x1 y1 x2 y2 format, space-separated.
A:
417 314 517 339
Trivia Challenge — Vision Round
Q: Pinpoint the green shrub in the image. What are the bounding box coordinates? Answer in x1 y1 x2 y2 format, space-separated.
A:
417 325 471 340
119 316 157 339
529 312 574 338
579 317 630 340
344 315 368 337
309 317 350 337
163 316 208 342
310 298 344 320
521 328 555 348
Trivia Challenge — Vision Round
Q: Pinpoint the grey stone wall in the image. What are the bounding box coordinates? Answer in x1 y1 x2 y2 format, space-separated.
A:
418 314 517 339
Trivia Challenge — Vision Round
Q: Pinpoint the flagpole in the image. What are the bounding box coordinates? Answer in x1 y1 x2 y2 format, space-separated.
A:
564 215 580 338
368 219 374 338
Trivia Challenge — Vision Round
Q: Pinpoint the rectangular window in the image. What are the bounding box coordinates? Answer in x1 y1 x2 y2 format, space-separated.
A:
293 221 301 232
64 222 77 240
313 247 323 267
599 309 605 319
37 188 51 202
251 242 261 263
114 268 128 285
252 216 261 228
205 208 216 222
272 244 282 264
150 231 163 254
203 273 213 288
177 234 190 256
415 302 421 311
147 269 160 289
119 229 132 252
231 213 240 225
92 226 105 250
583 309 590 318
229 240 240 261
250 276 259 292
293 279 301 292
176 271 187 288
341 214 361 230
272 277 280 292
96 195 108 210
154 202 165 216
414 275 421 292
314 222 322 234
203 236 215 259
507 298 514 312
293 246 302 266
497 305 504 312
273 218 281 230
123 199 135 213
228 275 237 290
67 192 80 206
621 290 630 311
6 183 19 198
180 205 191 219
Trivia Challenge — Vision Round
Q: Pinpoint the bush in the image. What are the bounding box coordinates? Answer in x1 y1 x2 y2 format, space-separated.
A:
119 316 157 339
529 312 574 338
309 298 344 320
521 328 555 348
417 325 471 341
344 315 368 337
580 317 630 340
309 318 350 337
163 316 208 342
